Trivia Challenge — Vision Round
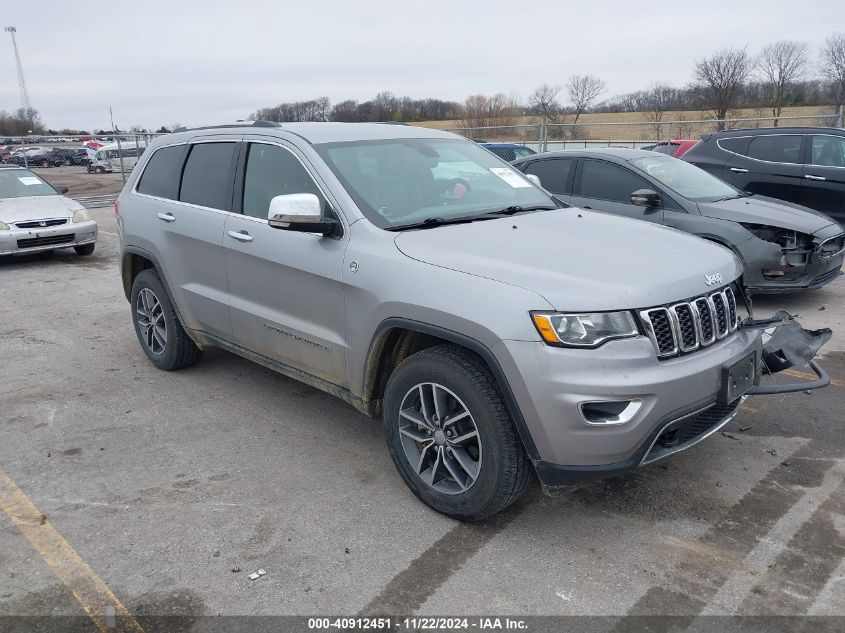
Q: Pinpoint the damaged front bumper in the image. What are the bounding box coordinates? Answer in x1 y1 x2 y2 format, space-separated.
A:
742 309 831 394
743 224 845 293
532 304 832 494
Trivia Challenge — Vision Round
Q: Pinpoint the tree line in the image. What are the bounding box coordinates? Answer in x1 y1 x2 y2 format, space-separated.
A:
252 33 845 131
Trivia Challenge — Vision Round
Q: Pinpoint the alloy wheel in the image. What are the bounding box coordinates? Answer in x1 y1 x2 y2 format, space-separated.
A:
135 288 167 355
398 382 482 495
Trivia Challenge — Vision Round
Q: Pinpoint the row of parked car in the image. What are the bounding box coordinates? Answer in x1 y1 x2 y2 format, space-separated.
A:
1 145 91 167
487 126 845 294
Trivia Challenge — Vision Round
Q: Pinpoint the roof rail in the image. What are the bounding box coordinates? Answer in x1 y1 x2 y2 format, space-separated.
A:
172 120 282 133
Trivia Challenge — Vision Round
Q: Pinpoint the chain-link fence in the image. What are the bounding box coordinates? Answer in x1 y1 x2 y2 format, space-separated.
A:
443 109 845 153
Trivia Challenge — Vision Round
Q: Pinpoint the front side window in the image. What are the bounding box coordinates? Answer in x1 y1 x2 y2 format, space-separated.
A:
241 143 327 220
136 144 185 200
811 135 845 167
630 155 738 202
315 138 555 229
523 158 574 194
179 142 236 210
0 169 58 198
747 135 803 164
577 160 651 203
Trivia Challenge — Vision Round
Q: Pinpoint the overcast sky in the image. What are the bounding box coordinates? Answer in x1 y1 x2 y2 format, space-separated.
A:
1 0 842 132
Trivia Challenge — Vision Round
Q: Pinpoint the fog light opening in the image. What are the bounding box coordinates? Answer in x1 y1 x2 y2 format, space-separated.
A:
580 399 643 426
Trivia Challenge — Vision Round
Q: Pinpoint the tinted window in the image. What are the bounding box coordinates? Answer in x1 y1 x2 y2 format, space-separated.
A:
811 135 845 167
523 158 574 194
717 137 750 154
179 142 236 210
651 143 677 156
136 144 185 200
747 135 803 164
242 143 327 220
577 160 651 203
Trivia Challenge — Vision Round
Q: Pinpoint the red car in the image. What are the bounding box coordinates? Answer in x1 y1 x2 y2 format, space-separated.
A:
644 139 698 158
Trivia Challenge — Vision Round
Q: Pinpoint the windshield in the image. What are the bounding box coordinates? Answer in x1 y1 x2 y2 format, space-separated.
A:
0 169 57 199
315 138 556 228
630 155 738 202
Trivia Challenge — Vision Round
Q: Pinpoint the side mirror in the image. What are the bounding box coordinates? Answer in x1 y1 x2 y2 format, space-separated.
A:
525 173 541 187
268 193 338 236
630 189 661 208
57 186 69 194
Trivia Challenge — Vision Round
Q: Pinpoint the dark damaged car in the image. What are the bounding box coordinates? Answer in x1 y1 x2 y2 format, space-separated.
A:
513 148 844 293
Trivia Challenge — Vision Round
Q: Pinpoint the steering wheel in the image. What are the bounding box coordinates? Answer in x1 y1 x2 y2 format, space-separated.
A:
440 178 471 203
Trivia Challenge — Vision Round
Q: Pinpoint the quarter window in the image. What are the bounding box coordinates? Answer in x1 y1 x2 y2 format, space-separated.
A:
746 135 803 164
136 145 185 200
179 142 236 210
810 135 845 167
241 143 327 220
523 158 574 194
577 160 651 203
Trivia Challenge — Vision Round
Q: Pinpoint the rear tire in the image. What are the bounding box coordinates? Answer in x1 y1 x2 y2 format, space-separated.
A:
130 269 201 371
74 243 95 256
383 344 534 521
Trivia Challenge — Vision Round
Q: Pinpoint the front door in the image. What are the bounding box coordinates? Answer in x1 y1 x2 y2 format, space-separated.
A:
570 159 664 223
724 133 807 205
803 134 845 224
223 140 348 386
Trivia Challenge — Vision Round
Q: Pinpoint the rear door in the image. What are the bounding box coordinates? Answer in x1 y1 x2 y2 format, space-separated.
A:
132 138 238 339
519 157 575 202
803 134 845 224
724 133 808 205
570 158 664 223
223 138 348 386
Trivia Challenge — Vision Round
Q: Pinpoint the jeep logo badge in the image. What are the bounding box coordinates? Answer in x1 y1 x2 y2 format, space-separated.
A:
704 272 723 286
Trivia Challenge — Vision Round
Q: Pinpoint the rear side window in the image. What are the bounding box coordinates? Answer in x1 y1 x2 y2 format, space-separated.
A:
136 145 185 200
717 137 750 155
522 158 574 194
179 142 237 210
577 160 651 203
746 135 803 164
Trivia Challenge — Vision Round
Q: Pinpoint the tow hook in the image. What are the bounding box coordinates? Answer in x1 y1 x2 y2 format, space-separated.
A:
739 310 832 394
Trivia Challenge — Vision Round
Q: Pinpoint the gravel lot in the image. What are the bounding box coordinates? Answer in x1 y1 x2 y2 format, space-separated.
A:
1 202 843 629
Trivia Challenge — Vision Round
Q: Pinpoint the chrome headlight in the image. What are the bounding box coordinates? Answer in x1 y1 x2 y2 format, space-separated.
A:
531 311 639 348
72 209 90 223
0 221 9 231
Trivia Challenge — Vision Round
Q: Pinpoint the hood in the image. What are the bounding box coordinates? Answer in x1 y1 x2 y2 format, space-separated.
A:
697 195 836 235
0 195 83 223
394 209 741 312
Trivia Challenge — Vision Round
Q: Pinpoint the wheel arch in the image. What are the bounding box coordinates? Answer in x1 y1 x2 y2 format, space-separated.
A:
363 318 540 462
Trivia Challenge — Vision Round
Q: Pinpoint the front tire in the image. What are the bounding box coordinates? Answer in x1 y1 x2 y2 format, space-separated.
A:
74 243 95 256
383 344 533 520
130 269 201 371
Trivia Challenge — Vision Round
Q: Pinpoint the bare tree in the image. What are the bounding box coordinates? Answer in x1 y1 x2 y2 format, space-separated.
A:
756 40 808 125
642 83 678 138
566 74 605 124
694 47 752 130
459 93 519 131
529 84 563 123
819 32 845 109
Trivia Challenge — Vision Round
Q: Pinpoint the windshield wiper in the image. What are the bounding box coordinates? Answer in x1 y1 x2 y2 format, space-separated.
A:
480 204 558 217
385 205 559 231
385 215 495 231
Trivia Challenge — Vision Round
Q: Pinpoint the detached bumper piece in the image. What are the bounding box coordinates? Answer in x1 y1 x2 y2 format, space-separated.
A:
740 310 832 395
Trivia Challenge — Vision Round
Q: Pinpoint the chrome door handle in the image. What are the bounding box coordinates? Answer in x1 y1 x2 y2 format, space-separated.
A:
729 167 749 173
227 230 253 243
157 212 176 223
805 174 826 181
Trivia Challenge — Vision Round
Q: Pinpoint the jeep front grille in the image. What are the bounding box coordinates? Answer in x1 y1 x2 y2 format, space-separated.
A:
639 287 739 359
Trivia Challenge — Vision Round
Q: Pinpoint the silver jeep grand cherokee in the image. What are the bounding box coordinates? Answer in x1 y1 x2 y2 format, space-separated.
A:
116 122 829 520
